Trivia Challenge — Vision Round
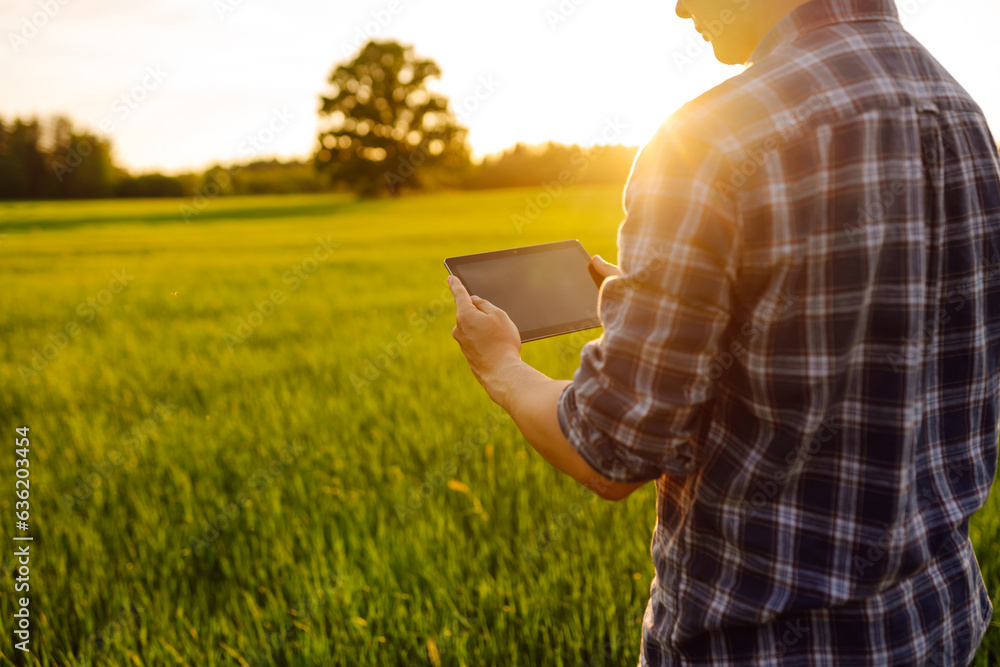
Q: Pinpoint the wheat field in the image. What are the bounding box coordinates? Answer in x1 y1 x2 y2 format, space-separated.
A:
0 187 996 664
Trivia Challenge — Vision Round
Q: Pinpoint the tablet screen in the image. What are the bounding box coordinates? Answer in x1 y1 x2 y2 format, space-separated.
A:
445 240 603 342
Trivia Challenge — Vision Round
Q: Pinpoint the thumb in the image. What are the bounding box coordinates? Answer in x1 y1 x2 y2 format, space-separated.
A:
591 254 622 278
470 295 503 315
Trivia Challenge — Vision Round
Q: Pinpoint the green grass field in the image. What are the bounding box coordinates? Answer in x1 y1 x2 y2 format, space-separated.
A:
0 188 997 665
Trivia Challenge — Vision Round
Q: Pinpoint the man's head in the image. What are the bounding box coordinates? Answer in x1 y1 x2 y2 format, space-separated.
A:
675 0 814 65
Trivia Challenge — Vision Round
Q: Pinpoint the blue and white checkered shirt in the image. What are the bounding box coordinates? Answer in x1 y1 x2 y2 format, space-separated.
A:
557 0 1000 663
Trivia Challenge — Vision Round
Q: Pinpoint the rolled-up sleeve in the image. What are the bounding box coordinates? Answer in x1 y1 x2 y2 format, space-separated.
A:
557 115 741 483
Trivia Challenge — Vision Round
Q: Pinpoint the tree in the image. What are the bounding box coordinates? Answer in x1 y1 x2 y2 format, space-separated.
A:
316 40 469 197
0 116 120 199
49 116 117 199
8 118 48 197
0 119 28 198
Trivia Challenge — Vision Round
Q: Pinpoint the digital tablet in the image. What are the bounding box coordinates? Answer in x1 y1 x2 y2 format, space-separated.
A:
444 239 604 342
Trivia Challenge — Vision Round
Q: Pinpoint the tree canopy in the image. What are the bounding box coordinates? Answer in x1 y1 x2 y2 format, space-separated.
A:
0 117 116 199
315 40 469 197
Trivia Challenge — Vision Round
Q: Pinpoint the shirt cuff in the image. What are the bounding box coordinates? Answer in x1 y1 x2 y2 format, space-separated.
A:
557 381 679 484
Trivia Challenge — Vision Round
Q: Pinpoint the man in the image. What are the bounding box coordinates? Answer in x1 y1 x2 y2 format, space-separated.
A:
449 0 1000 663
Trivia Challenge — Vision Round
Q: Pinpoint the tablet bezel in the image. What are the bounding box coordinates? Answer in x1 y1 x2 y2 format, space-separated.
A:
444 239 604 342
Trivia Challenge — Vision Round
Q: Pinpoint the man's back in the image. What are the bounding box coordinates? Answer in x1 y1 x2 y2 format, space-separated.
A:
557 0 1000 663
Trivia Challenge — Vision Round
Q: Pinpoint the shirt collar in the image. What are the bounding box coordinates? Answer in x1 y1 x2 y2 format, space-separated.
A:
747 0 902 67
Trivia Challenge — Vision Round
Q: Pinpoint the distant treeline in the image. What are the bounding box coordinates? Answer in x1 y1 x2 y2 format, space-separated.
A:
465 142 638 190
0 115 638 200
0 117 117 199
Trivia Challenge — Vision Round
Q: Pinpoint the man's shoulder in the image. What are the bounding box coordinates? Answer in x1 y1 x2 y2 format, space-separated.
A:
653 56 828 168
658 20 984 162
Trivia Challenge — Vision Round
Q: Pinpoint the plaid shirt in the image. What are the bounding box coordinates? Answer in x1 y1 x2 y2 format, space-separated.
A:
557 0 1000 663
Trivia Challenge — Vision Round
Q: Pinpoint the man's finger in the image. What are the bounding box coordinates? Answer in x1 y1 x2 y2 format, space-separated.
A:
591 254 622 278
447 275 477 315
471 295 503 316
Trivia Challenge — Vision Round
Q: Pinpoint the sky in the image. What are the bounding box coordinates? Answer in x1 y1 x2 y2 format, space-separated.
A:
1 0 998 174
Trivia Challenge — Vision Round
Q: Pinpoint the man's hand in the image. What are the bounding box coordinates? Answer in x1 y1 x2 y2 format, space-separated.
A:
448 255 619 404
447 270 649 502
448 275 522 405
590 254 621 281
